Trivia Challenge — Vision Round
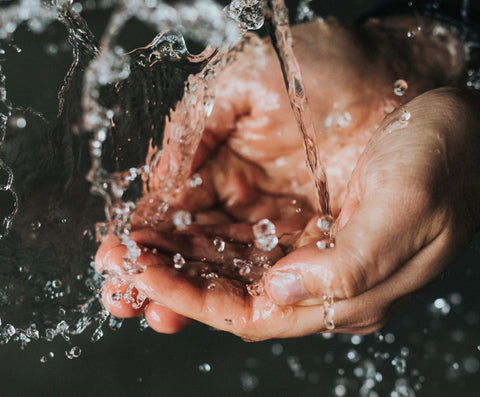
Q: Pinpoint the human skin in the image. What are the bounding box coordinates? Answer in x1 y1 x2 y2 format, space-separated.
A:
95 16 480 339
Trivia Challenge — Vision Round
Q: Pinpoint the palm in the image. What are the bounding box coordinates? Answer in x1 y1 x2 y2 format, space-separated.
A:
95 17 467 337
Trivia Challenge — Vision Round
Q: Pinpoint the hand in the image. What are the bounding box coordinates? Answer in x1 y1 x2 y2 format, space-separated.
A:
95 17 478 339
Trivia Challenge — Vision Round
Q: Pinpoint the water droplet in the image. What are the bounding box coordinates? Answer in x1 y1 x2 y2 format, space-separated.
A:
189 173 203 188
271 342 284 356
52 279 62 289
316 240 330 250
91 327 104 343
65 346 82 359
240 372 259 392
5 324 16 336
430 297 451 316
253 219 278 251
112 292 122 301
227 0 264 31
392 356 407 374
238 265 251 276
346 349 361 363
323 296 335 330
213 237 225 253
350 335 363 345
173 253 185 269
394 79 408 96
40 356 47 363
173 210 192 231
385 333 395 344
198 363 212 373
247 280 264 297
15 117 26 128
463 357 480 374
316 215 334 232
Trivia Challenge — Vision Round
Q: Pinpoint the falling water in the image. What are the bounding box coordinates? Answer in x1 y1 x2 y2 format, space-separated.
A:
264 0 331 218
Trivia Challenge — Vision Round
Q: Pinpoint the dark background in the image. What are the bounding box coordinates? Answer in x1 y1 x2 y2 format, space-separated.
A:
1 1 479 396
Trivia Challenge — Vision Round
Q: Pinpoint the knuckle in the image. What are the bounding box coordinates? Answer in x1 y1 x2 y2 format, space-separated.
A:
337 247 370 298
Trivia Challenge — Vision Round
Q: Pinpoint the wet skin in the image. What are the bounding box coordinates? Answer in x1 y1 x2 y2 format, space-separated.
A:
95 17 480 339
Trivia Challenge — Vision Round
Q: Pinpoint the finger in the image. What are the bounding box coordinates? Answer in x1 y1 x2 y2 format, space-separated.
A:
130 229 285 268
313 228 459 334
101 277 148 318
131 263 334 340
263 178 438 306
144 301 193 334
95 234 122 273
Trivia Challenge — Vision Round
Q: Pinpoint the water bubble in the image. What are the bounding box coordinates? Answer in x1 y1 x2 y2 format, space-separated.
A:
173 210 192 230
393 79 408 96
40 356 48 363
5 324 16 336
48 352 54 358
65 346 82 359
173 253 185 269
213 237 225 253
253 219 278 251
198 363 212 373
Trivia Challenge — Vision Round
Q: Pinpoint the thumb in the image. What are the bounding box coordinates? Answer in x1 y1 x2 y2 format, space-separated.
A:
263 180 434 306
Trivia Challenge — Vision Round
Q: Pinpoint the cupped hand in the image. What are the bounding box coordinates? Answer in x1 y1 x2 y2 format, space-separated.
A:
95 17 479 339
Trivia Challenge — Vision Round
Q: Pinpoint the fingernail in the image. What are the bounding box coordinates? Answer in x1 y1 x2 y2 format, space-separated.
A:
267 272 308 305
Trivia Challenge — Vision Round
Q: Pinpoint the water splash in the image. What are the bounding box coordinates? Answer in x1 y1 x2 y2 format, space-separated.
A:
264 0 331 217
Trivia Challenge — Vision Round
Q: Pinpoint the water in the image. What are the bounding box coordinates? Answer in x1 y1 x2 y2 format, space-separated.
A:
264 0 331 218
0 1 479 396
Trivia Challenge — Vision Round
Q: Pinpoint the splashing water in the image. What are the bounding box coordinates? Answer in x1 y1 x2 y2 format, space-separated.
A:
264 0 331 218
